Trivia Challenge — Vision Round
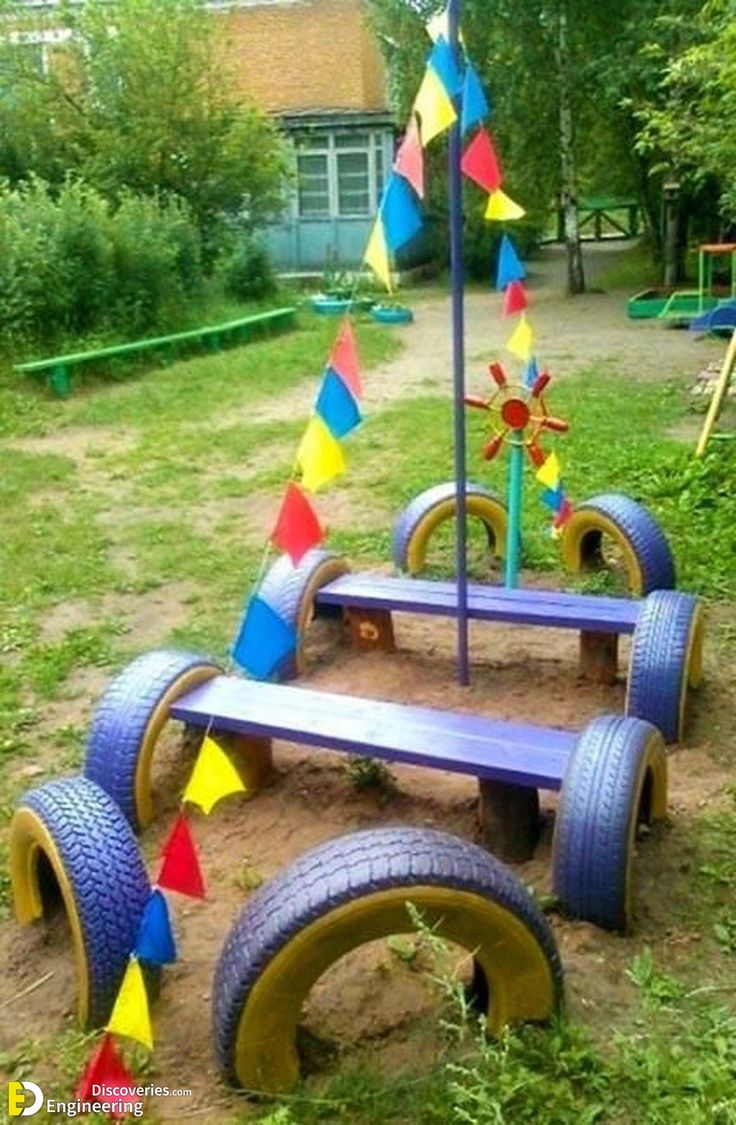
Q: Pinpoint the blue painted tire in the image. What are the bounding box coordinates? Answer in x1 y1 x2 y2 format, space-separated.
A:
626 590 704 744
561 493 675 595
213 826 563 1093
258 549 350 680
392 481 508 575
371 305 414 324
311 296 352 315
9 777 151 1026
84 649 222 831
552 715 667 932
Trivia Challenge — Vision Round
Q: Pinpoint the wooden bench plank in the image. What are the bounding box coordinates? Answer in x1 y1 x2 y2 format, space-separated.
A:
316 574 641 634
170 677 575 790
14 308 296 375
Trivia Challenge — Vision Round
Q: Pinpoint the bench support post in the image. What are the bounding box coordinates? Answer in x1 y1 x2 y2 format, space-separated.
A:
218 733 274 794
579 630 619 685
345 608 396 654
478 780 540 863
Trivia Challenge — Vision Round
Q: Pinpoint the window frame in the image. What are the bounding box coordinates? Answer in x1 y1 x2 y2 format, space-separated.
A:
293 129 392 221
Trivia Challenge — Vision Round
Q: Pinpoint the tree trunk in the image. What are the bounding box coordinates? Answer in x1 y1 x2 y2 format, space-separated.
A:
555 1 585 295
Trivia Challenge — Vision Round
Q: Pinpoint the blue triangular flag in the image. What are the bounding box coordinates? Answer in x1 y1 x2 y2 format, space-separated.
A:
496 234 526 290
541 487 565 512
524 356 540 388
381 174 423 252
134 889 177 965
461 64 490 133
232 596 297 680
429 36 464 98
316 369 362 439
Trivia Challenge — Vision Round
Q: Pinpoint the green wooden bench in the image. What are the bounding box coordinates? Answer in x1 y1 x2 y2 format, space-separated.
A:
14 306 298 396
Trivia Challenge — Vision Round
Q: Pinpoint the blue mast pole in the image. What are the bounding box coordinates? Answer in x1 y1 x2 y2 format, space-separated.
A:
447 0 469 686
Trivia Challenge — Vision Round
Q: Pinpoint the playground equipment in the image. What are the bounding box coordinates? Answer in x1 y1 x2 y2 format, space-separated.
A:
657 242 736 324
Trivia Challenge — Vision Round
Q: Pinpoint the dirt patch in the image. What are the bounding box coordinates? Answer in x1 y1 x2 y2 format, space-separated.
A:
38 582 199 646
0 602 727 1119
6 427 138 464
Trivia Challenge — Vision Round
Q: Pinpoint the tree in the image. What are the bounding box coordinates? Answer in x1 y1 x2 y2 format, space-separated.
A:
0 0 290 242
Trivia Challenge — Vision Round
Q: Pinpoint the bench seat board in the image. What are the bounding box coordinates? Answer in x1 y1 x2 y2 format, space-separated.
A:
171 676 575 790
14 308 296 373
316 575 641 634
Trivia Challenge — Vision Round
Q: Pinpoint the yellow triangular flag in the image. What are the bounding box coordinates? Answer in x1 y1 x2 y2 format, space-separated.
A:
297 416 346 493
363 218 392 293
107 957 153 1050
536 452 561 490
183 734 246 815
506 313 533 362
485 189 526 222
414 66 457 147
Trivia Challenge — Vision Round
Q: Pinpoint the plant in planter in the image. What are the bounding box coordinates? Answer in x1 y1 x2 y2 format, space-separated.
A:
371 301 414 324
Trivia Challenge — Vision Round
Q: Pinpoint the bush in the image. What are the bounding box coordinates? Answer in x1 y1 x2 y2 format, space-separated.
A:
223 237 276 301
0 177 204 349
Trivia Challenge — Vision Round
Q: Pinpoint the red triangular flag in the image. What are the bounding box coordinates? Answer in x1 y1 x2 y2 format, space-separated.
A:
271 482 323 564
76 1033 139 1119
553 497 573 528
502 280 528 316
394 117 424 200
157 812 205 899
461 127 502 192
330 319 362 399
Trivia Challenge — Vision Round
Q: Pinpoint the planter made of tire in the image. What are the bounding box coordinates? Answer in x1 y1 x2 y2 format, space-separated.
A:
393 481 509 575
213 826 563 1094
625 590 704 743
371 305 414 324
560 493 675 596
9 777 152 1026
84 649 223 832
552 715 667 932
258 548 350 680
311 296 352 315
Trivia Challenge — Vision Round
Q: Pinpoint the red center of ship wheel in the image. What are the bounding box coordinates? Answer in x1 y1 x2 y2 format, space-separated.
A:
500 397 530 430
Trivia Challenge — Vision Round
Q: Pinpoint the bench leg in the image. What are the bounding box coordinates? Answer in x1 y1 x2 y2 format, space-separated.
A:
50 364 72 397
219 733 274 795
478 780 540 863
579 631 619 685
345 608 396 653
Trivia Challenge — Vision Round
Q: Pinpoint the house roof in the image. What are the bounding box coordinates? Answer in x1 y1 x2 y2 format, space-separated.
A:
219 0 390 117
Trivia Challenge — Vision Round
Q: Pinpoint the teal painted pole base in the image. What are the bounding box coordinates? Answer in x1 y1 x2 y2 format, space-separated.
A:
505 434 524 589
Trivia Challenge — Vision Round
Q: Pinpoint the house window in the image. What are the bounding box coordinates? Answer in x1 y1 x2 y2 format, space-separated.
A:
295 130 390 220
297 152 330 218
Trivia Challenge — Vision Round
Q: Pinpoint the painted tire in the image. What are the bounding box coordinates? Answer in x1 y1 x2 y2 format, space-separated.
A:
552 715 667 932
213 826 563 1094
392 482 508 575
259 548 350 680
84 649 222 832
9 777 151 1026
371 305 414 324
560 493 675 595
625 591 704 744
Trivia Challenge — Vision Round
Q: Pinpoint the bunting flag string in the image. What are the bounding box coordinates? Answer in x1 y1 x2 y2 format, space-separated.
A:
382 173 424 251
106 957 153 1050
506 313 533 362
363 218 392 292
497 234 526 289
297 415 347 493
414 65 457 147
134 889 177 966
461 63 490 134
502 280 528 317
183 734 246 814
461 127 502 192
157 812 206 899
485 189 526 222
394 117 425 200
271 481 324 564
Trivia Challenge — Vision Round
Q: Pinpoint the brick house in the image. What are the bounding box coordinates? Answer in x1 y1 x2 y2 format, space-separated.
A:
9 0 395 272
219 0 395 272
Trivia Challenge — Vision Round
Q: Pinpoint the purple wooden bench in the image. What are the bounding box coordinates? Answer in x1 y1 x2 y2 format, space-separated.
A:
315 574 640 682
169 673 667 885
170 674 575 861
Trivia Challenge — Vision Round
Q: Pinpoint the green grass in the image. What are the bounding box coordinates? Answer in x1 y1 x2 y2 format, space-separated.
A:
0 295 735 1124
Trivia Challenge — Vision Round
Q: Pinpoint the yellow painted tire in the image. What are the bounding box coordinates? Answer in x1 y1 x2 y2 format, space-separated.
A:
84 649 223 831
9 777 151 1026
258 548 351 679
392 482 508 575
561 493 675 596
552 716 667 932
626 591 704 743
213 827 562 1093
